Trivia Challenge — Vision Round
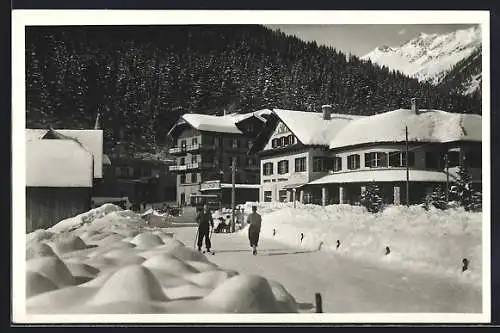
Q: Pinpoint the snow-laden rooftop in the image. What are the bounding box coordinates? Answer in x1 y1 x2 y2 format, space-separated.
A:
182 114 243 134
328 109 482 149
171 109 272 136
307 169 452 185
273 109 364 146
26 139 93 187
26 129 104 178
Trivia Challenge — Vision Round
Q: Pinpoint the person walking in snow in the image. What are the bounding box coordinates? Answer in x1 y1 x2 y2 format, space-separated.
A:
196 204 214 252
247 205 262 255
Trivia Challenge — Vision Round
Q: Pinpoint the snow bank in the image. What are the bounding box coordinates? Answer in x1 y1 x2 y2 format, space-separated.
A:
240 202 482 288
25 204 298 314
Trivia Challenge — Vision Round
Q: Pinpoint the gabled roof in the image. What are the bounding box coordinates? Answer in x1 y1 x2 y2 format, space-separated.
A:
328 109 482 149
250 109 363 153
26 139 93 187
167 109 272 138
26 129 104 178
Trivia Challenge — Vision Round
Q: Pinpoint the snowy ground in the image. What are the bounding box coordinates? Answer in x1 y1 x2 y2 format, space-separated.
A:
173 227 481 313
24 202 483 315
25 204 298 314
238 202 482 289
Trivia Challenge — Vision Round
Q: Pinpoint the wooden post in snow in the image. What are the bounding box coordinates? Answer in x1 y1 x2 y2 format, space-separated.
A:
231 156 236 233
315 293 323 313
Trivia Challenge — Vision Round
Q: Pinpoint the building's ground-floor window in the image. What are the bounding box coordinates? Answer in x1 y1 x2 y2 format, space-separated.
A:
278 190 288 202
264 191 272 202
191 173 197 183
180 174 186 184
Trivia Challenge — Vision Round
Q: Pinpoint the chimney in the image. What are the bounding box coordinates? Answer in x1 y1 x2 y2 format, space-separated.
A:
411 98 419 114
322 104 332 120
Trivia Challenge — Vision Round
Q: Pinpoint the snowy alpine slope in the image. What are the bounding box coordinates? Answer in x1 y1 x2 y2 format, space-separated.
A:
361 26 481 84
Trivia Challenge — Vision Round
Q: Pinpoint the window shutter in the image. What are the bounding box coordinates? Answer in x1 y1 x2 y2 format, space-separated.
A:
408 152 415 167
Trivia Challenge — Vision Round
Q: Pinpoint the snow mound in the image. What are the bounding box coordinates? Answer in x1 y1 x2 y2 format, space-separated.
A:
130 232 165 249
48 234 93 255
26 271 58 298
204 274 289 313
185 270 235 289
142 253 199 275
26 241 56 260
25 205 300 313
27 229 55 244
26 256 76 288
49 204 122 233
89 265 169 305
268 280 298 313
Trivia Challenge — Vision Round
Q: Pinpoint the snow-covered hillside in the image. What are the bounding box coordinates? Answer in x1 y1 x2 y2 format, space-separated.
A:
240 202 482 288
361 26 481 86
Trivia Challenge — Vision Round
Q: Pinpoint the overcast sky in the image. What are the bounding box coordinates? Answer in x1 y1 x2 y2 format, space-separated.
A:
265 24 477 56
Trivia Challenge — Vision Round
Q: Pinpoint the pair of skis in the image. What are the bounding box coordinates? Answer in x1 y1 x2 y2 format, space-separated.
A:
194 228 215 255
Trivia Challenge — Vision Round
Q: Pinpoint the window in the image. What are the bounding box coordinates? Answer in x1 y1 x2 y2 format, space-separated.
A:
180 157 185 165
247 123 254 132
232 138 239 148
447 151 460 167
313 157 324 172
191 155 198 164
192 173 198 183
347 154 360 170
365 152 388 168
263 162 274 175
425 152 439 169
389 152 415 167
295 157 307 172
185 173 191 183
279 190 288 202
264 191 272 202
333 157 342 172
180 174 186 184
247 140 253 148
117 167 130 177
278 160 289 174
180 140 187 149
247 157 254 167
192 138 198 145
288 135 295 144
283 136 289 146
271 139 278 148
465 151 481 168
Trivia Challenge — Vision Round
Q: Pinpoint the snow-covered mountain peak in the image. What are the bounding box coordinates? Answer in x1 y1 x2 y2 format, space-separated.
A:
362 25 481 84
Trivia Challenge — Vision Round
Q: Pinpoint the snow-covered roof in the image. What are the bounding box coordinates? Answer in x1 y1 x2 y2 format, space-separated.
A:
169 109 272 137
328 109 482 149
26 129 104 178
273 109 364 146
26 139 93 187
307 169 453 185
182 114 243 134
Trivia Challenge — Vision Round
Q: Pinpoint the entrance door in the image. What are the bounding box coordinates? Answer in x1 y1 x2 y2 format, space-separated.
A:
180 193 186 206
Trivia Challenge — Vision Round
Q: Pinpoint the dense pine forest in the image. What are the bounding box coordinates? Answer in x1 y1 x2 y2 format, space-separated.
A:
26 25 482 154
437 47 482 97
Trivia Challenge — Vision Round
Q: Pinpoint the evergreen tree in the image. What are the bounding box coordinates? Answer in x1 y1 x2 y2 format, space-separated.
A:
360 182 383 213
424 185 448 210
450 160 482 211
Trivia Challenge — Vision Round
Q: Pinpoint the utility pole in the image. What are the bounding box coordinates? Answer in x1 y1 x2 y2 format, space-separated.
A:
445 152 450 202
405 126 410 207
231 156 236 233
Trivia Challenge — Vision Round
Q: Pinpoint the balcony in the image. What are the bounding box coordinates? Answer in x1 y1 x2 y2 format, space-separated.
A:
168 146 187 156
168 164 188 172
186 143 216 152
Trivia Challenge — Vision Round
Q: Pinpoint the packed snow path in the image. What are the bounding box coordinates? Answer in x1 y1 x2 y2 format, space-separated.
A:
173 227 481 313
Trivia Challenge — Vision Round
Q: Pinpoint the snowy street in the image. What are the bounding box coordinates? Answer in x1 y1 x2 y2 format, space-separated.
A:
173 227 481 313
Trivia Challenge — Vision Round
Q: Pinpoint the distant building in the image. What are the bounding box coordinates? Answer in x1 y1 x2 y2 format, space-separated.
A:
251 101 482 205
25 128 103 232
167 110 270 207
92 154 177 207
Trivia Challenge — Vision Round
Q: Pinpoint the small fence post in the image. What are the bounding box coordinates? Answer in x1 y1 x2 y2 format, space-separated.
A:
315 293 323 313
